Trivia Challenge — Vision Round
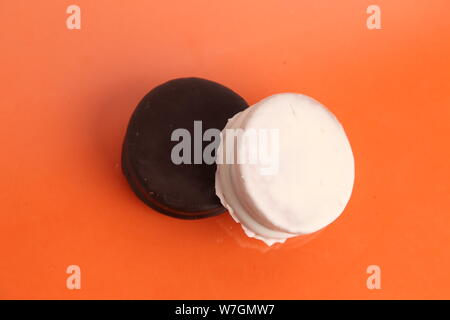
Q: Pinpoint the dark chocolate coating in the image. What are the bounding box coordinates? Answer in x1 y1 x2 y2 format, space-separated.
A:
122 78 248 219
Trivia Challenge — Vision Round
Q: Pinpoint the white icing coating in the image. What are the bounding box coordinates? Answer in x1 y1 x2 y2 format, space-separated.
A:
215 93 355 246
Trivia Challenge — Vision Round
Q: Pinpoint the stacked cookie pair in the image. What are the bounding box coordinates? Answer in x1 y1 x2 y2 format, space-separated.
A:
122 78 354 245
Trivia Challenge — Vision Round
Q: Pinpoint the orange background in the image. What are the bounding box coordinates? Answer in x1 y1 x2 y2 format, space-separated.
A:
1 0 449 299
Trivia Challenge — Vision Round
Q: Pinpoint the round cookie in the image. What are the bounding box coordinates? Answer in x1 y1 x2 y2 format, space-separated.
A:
122 77 248 219
215 93 355 244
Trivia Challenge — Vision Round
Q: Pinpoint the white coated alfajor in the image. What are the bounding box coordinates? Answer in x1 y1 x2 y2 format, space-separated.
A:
215 93 355 246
